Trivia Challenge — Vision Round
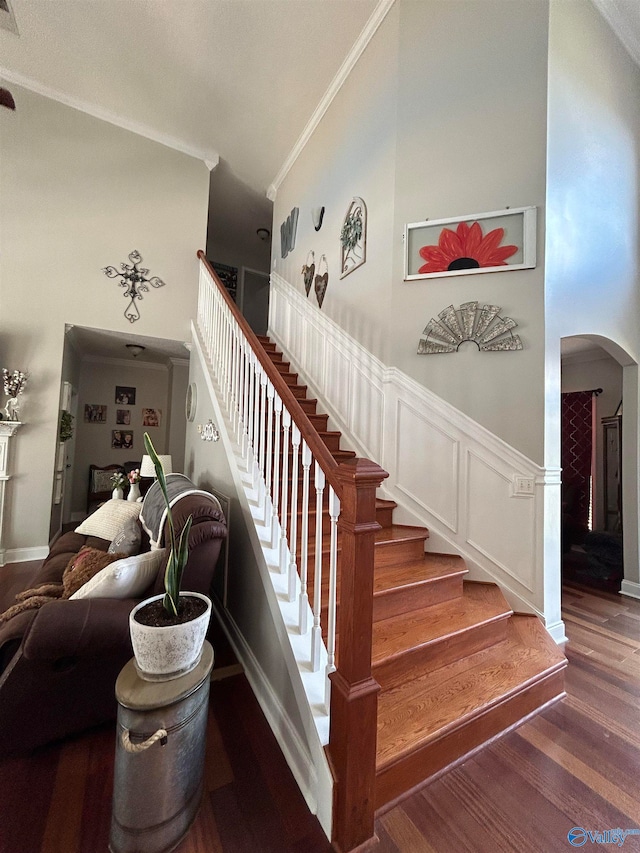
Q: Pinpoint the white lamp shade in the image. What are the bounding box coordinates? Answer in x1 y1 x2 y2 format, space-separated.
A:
140 454 173 477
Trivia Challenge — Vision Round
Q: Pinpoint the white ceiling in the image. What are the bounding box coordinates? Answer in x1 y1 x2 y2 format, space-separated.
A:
67 325 190 366
0 0 378 195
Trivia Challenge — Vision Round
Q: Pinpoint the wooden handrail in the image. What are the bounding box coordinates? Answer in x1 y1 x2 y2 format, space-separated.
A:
197 250 342 496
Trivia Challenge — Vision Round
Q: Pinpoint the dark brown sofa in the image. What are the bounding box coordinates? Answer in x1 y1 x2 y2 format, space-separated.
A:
0 493 226 755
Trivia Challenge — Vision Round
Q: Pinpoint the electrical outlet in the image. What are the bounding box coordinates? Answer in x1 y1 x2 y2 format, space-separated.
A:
513 475 535 496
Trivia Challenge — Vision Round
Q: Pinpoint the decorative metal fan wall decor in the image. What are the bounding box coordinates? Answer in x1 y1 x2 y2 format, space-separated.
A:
417 302 523 354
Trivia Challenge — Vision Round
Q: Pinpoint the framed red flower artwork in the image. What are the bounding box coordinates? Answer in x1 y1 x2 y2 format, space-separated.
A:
404 206 536 281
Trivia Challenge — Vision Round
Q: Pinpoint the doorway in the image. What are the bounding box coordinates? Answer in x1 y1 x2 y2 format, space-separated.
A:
560 337 624 590
239 268 270 337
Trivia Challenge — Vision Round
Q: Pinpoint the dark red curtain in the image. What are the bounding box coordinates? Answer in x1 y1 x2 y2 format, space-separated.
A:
561 391 594 529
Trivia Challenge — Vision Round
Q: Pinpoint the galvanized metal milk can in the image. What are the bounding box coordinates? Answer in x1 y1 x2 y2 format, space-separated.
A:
109 641 214 853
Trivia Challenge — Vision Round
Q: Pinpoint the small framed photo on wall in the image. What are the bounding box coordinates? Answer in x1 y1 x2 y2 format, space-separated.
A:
84 404 107 423
112 430 134 450
142 408 161 427
116 409 131 425
115 386 136 405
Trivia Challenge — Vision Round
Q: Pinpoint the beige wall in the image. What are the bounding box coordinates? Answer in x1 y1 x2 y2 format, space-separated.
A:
272 0 550 463
546 0 640 586
0 85 209 554
391 0 549 464
272 3 400 364
71 358 173 516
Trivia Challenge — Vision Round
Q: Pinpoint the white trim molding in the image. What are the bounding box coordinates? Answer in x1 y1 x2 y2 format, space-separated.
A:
1 545 49 567
267 0 396 200
269 272 565 639
0 67 220 166
620 580 640 601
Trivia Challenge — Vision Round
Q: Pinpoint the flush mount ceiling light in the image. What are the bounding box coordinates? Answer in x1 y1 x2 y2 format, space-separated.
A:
256 228 271 242
125 344 146 358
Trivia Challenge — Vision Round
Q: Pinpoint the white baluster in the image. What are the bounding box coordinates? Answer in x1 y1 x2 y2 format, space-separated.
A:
287 424 300 601
311 462 325 672
298 441 311 634
271 395 282 548
279 410 291 574
325 486 340 711
257 370 267 504
241 342 250 459
264 382 275 525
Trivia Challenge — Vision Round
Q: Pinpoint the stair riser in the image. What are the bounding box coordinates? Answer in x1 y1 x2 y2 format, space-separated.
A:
373 617 509 690
375 539 426 568
374 670 566 810
373 575 464 624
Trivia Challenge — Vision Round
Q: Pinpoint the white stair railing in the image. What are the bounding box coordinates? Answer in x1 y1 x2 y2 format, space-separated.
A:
197 256 340 690
196 252 388 851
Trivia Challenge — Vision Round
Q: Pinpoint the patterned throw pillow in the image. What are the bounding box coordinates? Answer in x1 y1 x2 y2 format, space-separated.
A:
70 549 167 600
75 499 142 542
108 517 142 557
63 547 125 597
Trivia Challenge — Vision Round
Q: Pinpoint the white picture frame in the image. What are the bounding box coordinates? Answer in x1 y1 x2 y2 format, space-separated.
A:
404 206 536 281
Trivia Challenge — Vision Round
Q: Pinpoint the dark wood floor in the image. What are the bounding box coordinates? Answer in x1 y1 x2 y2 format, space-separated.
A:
0 582 638 853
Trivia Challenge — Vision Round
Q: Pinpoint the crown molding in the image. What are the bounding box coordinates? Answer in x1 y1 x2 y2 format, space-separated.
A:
267 0 396 200
0 67 220 166
169 357 190 367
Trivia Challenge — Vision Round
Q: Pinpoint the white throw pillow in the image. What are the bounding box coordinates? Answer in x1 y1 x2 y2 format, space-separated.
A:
70 548 167 600
75 499 142 542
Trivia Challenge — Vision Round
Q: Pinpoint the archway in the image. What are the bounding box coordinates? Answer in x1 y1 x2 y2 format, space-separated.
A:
560 334 638 599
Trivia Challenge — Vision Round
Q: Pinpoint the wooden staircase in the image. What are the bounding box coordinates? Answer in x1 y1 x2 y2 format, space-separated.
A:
256 335 567 816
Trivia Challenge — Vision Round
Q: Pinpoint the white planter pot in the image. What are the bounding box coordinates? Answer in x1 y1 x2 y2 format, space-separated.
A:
129 592 212 682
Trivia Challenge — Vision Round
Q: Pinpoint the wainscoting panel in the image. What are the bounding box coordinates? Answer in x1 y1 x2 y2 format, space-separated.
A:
350 363 385 462
268 272 561 629
465 450 536 593
396 400 459 533
325 339 351 428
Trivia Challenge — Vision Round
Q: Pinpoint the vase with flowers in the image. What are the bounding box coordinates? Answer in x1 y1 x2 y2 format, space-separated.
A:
127 468 141 502
111 470 126 500
2 369 28 422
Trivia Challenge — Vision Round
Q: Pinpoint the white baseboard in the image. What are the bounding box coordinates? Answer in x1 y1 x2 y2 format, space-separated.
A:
212 600 332 839
620 579 640 600
1 545 49 566
546 620 568 645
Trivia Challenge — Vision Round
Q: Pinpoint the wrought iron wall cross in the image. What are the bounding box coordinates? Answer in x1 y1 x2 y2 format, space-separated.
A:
102 250 166 323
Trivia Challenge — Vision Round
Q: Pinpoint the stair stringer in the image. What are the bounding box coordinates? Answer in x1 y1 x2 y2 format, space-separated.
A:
191 324 334 839
268 273 565 644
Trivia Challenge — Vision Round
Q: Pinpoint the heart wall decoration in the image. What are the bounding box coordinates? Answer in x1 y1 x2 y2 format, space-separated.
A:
301 251 315 297
314 254 329 309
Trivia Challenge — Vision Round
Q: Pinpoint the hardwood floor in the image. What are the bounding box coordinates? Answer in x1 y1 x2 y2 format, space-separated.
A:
0 582 638 853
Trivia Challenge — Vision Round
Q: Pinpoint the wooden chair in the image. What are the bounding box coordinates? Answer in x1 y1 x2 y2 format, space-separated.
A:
87 464 124 514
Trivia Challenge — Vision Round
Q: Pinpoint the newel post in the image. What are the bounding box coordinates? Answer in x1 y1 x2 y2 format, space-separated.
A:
329 458 388 853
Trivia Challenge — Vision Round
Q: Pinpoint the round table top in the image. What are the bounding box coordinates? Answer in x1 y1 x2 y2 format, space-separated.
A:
116 641 214 710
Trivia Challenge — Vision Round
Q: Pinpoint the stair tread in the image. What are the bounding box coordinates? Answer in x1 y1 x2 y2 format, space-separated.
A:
374 554 466 594
375 524 429 545
376 615 566 768
371 582 511 665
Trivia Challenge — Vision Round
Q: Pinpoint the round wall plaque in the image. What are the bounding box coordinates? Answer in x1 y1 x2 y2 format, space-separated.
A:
185 382 197 422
